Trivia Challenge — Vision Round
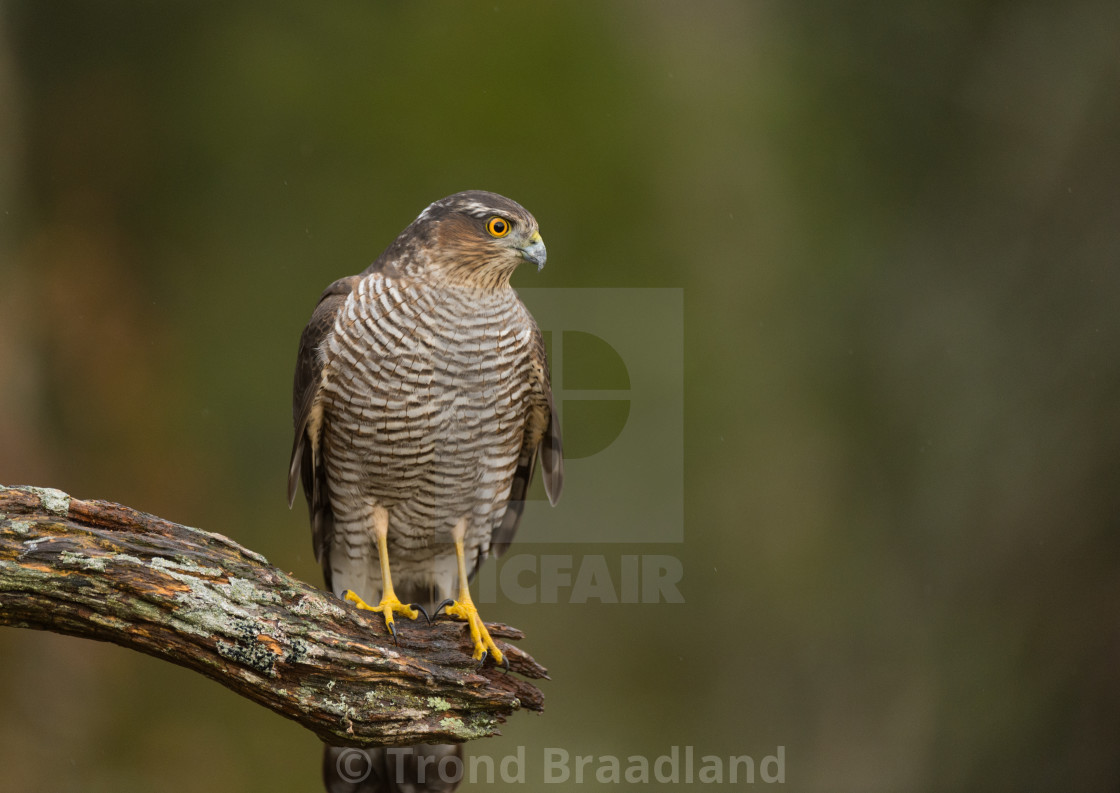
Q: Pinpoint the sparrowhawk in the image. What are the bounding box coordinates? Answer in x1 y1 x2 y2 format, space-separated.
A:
288 190 563 792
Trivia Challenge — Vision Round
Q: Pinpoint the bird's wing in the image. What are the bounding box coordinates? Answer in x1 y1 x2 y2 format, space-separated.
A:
288 275 359 580
488 323 563 562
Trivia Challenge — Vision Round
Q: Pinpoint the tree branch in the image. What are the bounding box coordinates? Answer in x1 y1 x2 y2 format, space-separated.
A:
0 484 546 747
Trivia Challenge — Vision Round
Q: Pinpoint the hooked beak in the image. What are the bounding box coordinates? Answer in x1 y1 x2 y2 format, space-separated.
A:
519 232 547 272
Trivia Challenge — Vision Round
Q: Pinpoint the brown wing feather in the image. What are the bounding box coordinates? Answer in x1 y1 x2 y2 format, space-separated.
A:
487 325 563 562
288 276 359 587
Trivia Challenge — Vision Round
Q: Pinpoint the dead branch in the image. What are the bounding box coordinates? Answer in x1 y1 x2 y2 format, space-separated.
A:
0 484 545 747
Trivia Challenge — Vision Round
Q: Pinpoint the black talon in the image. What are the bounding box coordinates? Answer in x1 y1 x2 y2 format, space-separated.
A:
432 598 455 619
411 603 431 625
499 652 510 673
476 649 489 670
387 620 399 645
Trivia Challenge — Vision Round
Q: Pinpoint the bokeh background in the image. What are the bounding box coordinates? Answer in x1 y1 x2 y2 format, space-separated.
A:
2 2 1119 791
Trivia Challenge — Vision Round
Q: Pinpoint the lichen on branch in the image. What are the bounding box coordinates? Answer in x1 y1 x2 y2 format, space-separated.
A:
0 485 545 747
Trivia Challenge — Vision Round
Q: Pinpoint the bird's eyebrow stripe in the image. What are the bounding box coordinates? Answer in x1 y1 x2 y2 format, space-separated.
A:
417 196 530 225
459 201 502 217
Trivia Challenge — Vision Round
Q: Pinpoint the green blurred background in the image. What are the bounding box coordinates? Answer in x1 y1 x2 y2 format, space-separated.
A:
2 2 1119 791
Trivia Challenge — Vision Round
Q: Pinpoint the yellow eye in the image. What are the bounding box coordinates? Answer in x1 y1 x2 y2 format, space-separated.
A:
487 216 511 237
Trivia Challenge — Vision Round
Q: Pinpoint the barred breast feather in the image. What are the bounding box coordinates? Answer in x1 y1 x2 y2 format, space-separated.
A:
320 273 538 566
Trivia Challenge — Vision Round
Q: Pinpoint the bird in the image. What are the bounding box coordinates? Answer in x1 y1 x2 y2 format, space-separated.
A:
288 190 563 792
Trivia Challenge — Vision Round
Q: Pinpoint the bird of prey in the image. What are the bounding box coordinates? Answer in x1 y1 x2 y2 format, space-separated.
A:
288 190 562 792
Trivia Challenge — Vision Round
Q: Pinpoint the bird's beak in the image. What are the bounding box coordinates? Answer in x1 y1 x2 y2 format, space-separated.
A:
519 232 547 272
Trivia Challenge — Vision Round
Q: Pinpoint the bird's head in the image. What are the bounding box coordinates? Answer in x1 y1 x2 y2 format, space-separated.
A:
392 190 546 289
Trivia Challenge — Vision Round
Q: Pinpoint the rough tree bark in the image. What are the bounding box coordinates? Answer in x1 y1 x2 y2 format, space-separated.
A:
0 484 546 747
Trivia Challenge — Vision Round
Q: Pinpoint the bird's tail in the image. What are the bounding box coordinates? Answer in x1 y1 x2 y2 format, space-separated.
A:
322 580 463 793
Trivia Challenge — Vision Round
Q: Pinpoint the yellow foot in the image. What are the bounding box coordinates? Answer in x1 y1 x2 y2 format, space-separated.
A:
436 597 507 669
343 590 424 641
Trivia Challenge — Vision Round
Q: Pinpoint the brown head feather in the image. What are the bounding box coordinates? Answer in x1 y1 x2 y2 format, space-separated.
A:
367 190 542 289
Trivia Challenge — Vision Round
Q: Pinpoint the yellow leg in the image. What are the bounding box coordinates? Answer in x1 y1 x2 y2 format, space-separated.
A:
343 507 420 639
438 522 505 668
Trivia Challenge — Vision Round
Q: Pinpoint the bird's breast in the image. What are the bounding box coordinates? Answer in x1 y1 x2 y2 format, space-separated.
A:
320 275 535 505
